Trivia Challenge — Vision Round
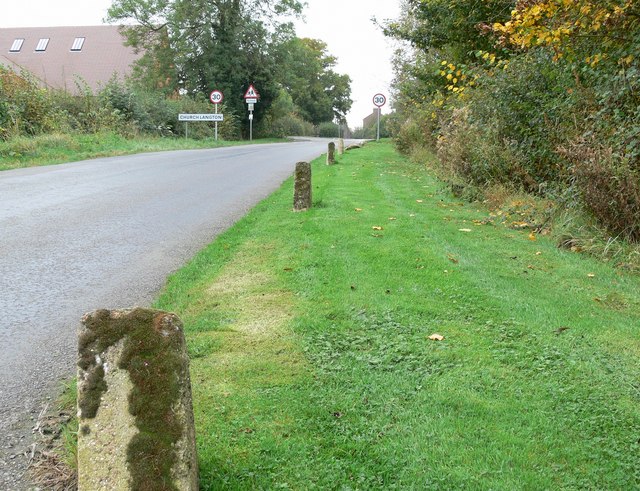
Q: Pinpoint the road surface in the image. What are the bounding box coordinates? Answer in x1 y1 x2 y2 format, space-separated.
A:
0 138 342 488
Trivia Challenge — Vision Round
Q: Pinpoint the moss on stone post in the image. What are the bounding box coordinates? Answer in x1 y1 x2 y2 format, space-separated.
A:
77 308 198 490
327 142 336 165
293 161 312 211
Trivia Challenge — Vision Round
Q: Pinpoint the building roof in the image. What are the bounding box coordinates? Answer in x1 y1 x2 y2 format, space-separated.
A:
0 25 142 92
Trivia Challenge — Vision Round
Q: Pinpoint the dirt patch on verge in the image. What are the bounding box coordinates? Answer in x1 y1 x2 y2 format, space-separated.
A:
188 240 306 395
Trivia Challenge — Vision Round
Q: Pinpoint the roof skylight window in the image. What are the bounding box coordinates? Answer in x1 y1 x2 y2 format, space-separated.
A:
35 38 49 52
9 38 24 52
71 37 85 51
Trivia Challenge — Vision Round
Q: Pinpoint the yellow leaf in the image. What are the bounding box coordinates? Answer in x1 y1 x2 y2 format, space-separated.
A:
372 226 383 231
528 232 537 241
429 334 445 341
459 228 472 232
355 208 363 212
587 273 595 278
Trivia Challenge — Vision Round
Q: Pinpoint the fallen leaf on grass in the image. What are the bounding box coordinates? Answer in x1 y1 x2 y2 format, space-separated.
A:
428 334 445 341
447 254 459 264
536 251 542 256
416 199 424 203
372 226 383 231
554 326 570 335
355 208 363 212
388 217 397 221
587 273 596 278
459 228 472 233
528 232 537 241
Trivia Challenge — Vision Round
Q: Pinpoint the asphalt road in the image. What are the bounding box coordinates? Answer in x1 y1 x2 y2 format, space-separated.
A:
0 138 338 487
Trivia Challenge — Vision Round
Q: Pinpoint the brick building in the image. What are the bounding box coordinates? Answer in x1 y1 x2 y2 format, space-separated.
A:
0 26 141 92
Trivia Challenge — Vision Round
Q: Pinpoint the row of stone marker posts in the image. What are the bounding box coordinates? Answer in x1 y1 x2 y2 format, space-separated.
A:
76 138 357 489
295 138 345 212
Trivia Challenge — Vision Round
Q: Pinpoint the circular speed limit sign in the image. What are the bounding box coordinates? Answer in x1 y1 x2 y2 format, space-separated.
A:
210 90 224 104
373 93 387 107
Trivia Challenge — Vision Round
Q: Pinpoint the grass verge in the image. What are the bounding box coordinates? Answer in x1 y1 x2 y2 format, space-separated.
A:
151 140 640 489
0 132 286 171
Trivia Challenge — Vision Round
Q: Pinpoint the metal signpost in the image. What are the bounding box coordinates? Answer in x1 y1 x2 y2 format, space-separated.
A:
209 90 224 141
244 84 259 141
373 93 387 141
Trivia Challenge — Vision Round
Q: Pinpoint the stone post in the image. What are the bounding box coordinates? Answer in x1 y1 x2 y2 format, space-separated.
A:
293 161 312 211
327 142 336 165
337 138 345 155
77 308 198 491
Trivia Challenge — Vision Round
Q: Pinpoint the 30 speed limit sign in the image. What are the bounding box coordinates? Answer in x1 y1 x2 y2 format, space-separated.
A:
373 93 387 107
210 90 224 104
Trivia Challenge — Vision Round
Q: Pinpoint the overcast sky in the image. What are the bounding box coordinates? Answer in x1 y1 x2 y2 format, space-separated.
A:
1 0 400 127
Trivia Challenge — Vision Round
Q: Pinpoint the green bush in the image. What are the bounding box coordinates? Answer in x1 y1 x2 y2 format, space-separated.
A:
563 139 640 242
455 51 581 191
0 67 62 139
264 114 314 138
317 121 339 137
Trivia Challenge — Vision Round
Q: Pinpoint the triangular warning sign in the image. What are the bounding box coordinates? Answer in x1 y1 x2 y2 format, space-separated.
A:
244 84 259 99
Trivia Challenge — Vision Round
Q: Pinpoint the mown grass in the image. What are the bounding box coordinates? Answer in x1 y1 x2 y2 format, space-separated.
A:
154 140 640 489
0 132 285 171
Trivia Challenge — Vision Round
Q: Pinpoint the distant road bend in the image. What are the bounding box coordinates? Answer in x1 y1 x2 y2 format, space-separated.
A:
0 138 346 488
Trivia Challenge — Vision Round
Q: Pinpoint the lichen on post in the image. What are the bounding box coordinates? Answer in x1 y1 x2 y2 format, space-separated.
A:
77 308 198 490
327 142 336 165
293 161 312 211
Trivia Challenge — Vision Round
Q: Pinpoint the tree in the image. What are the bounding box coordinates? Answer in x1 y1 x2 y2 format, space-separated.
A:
274 37 352 125
383 0 513 63
107 0 304 132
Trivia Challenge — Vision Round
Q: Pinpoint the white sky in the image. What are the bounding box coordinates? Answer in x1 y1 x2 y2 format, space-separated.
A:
0 0 400 128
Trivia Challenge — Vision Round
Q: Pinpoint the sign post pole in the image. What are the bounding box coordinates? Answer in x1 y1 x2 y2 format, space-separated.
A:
244 84 259 142
210 90 224 141
373 93 387 142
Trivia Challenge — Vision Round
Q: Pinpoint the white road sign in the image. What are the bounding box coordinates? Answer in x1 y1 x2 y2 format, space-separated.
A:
244 84 259 99
179 114 224 122
210 90 224 104
373 93 387 107
245 98 258 104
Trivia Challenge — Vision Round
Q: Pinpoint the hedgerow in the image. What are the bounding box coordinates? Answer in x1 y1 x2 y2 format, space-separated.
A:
385 0 640 246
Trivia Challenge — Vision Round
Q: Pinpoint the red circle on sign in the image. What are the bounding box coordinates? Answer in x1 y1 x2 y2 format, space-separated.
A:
210 90 224 104
373 94 386 107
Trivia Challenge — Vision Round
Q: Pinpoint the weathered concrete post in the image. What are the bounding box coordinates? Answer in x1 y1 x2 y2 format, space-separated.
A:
327 142 336 165
293 161 312 211
337 138 345 155
77 308 198 491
